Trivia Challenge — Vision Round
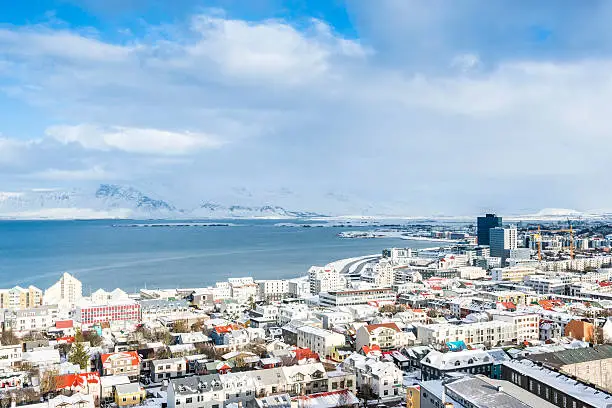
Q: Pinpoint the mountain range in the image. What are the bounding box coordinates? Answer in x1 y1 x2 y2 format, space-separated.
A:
0 184 325 219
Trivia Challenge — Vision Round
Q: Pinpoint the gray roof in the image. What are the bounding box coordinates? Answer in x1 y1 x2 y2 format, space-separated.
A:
527 344 612 368
172 375 223 395
115 383 142 395
445 376 538 408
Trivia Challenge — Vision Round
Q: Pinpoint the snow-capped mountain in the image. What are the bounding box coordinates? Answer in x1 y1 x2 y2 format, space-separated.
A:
0 184 325 219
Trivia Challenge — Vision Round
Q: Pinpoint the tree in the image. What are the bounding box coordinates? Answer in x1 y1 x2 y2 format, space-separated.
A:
68 342 90 370
155 330 174 345
83 331 103 347
191 319 205 333
356 383 376 408
0 329 20 346
195 343 221 360
154 347 171 360
74 328 84 343
39 369 59 395
173 320 189 333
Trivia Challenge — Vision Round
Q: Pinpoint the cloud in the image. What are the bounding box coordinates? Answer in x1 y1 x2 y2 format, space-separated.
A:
45 124 223 155
0 5 611 214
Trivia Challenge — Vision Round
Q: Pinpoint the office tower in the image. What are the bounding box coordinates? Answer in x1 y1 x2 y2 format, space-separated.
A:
490 226 518 259
477 213 502 246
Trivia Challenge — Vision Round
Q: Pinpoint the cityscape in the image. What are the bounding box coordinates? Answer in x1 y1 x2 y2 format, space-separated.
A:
0 213 610 408
1 1 612 408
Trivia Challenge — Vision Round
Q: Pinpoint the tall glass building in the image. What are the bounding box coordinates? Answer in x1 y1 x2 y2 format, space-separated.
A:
477 213 502 246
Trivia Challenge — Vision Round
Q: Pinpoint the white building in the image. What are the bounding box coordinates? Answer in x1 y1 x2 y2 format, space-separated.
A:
90 288 129 305
309 267 346 295
355 323 413 351
296 325 345 358
256 280 289 301
383 248 413 265
342 354 403 400
3 305 59 335
457 266 487 280
416 320 516 348
0 344 23 370
288 278 310 298
44 272 83 307
488 310 540 342
319 288 395 307
491 266 538 282
361 261 394 287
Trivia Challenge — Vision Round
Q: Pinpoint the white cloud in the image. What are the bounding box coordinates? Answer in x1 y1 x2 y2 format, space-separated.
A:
27 165 114 181
45 124 223 155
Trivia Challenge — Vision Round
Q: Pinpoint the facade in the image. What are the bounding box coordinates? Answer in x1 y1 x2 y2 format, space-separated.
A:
114 383 146 407
100 351 141 380
167 375 224 408
342 355 403 400
0 344 23 370
318 288 396 307
491 266 538 282
76 301 141 325
3 305 58 335
490 226 518 260
420 349 493 381
296 325 345 358
44 272 82 306
151 357 187 382
355 323 411 351
256 280 289 301
416 320 516 348
0 285 43 310
489 311 540 342
139 299 190 322
309 267 346 295
477 213 502 246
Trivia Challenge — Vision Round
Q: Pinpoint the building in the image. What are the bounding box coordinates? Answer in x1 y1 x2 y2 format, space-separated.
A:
76 300 141 325
491 266 538 282
139 298 190 322
167 375 223 408
526 345 612 392
0 285 43 310
151 357 188 382
501 359 612 408
565 320 595 342
457 266 487 280
257 280 289 301
355 323 412 351
489 311 540 343
296 325 345 358
318 288 396 307
3 305 58 335
309 267 346 295
91 288 129 305
114 383 146 407
55 373 101 405
44 272 82 306
0 344 23 370
100 351 141 380
416 320 516 348
490 226 518 260
477 213 502 246
419 374 556 408
420 349 494 381
342 355 403 400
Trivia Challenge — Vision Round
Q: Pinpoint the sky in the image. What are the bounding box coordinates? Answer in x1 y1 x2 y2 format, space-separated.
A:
1 0 612 216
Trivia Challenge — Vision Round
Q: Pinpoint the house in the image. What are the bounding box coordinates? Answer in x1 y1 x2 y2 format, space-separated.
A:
100 351 140 380
99 375 130 402
114 383 146 407
150 357 187 382
342 354 403 400
30 394 95 408
176 332 211 345
296 325 345 359
168 375 224 408
330 346 353 363
420 349 493 381
55 373 101 404
355 323 412 351
294 389 359 408
0 345 23 370
565 319 595 342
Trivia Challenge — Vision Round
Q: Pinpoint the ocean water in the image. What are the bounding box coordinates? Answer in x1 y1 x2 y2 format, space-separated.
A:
0 219 437 292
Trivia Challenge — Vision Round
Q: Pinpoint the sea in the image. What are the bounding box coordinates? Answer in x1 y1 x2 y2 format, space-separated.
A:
0 219 439 292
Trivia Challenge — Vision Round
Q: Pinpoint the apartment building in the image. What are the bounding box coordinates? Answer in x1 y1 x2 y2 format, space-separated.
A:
100 351 141 380
489 310 540 342
3 305 58 335
342 354 403 399
296 325 345 358
309 266 347 295
491 266 538 282
0 344 23 370
319 288 396 307
151 357 187 382
44 272 83 306
76 300 141 325
355 323 412 351
0 285 43 310
420 349 494 381
256 280 289 301
416 320 516 348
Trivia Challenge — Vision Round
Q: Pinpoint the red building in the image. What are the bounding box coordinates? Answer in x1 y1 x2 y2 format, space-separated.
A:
76 302 141 325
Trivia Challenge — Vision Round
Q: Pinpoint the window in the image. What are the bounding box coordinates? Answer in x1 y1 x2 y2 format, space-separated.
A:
122 398 126 402
176 400 180 405
212 405 219 408
186 398 192 404
384 390 388 396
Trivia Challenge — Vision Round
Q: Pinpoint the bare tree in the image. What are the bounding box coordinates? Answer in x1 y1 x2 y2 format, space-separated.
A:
40 369 59 396
356 383 376 408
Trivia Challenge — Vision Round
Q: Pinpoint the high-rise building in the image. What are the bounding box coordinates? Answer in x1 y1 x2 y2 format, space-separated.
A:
489 226 518 259
476 213 502 246
44 272 83 306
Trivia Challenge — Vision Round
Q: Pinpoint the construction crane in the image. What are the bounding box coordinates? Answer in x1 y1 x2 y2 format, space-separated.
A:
531 222 575 260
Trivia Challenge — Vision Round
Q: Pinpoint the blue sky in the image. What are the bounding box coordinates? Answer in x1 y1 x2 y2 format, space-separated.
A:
1 1 612 216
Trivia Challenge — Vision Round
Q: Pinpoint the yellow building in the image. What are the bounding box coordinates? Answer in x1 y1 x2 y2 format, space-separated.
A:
406 385 420 408
0 286 43 310
114 383 146 407
330 345 353 363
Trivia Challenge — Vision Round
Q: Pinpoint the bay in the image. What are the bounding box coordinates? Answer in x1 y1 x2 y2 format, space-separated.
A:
0 219 437 292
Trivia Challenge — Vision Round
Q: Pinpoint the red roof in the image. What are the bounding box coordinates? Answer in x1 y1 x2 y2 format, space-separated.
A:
293 347 319 361
57 336 75 344
55 373 100 390
101 351 140 367
362 344 381 355
214 325 233 334
56 320 74 329
501 302 516 310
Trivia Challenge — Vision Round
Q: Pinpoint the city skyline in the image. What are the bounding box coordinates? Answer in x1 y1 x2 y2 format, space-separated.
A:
2 1 612 216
